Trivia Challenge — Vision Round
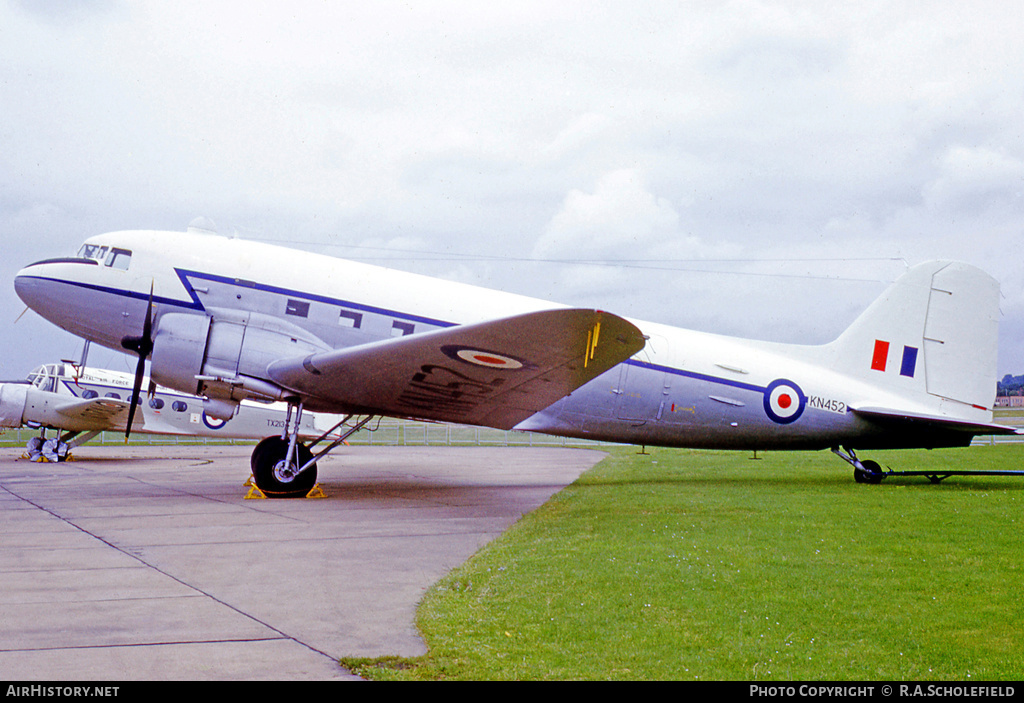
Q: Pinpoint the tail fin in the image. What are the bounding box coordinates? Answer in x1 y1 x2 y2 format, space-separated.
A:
829 261 1000 413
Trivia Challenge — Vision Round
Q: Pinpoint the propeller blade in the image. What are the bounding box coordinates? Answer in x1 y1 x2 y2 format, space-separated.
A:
121 283 155 441
125 351 147 440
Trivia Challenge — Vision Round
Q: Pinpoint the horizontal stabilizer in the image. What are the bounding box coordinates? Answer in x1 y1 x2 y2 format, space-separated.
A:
267 308 646 429
851 405 1019 436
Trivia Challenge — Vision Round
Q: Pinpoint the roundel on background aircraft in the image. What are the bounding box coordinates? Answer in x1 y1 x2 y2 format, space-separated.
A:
763 379 806 424
202 412 228 430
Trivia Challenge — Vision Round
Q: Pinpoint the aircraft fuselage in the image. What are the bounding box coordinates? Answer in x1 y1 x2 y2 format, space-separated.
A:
15 230 999 454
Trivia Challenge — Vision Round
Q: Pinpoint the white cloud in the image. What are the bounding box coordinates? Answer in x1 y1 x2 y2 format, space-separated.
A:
533 169 682 258
923 146 1024 211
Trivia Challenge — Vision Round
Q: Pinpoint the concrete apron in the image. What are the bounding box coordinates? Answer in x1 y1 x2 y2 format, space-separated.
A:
0 444 605 680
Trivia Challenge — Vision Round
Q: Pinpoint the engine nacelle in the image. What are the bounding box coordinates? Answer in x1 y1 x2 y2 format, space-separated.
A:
150 310 330 409
0 383 28 428
149 313 210 396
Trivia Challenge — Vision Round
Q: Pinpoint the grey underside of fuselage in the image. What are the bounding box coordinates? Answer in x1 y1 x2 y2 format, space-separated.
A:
514 364 848 451
517 364 975 452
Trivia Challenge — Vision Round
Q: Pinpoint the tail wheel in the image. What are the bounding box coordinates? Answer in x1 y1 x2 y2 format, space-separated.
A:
251 436 318 497
854 459 885 485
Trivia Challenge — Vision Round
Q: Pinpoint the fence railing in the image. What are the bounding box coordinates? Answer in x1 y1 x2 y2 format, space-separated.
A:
0 421 615 449
2 420 1019 449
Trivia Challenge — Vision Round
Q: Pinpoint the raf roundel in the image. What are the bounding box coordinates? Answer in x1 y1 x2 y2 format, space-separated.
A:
441 345 531 370
763 379 806 425
202 412 228 430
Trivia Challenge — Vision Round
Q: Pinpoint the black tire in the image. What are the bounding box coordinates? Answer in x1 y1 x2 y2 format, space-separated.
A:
854 459 885 485
251 436 318 497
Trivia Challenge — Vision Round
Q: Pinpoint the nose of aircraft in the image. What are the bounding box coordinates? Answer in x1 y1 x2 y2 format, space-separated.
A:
14 261 46 310
14 256 115 347
14 258 67 314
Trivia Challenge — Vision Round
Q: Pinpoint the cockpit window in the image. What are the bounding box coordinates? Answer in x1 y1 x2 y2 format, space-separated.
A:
28 364 57 393
78 244 109 261
77 243 132 269
104 248 132 270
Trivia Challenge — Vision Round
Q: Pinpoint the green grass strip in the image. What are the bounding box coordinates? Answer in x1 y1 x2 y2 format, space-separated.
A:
342 445 1024 680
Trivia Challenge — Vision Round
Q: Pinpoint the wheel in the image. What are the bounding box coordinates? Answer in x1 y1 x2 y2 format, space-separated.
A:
41 438 69 462
854 459 885 485
26 436 43 461
251 436 318 497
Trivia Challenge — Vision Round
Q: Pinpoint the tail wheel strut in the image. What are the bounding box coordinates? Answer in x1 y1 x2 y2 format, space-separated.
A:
832 447 886 484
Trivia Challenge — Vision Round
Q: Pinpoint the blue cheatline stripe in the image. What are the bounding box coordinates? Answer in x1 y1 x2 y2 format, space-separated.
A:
176 268 458 328
626 359 766 394
900 346 919 378
17 275 201 310
16 269 458 328
30 270 762 397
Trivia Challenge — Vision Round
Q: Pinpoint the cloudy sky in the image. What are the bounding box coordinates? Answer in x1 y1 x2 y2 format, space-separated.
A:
2 1 1022 382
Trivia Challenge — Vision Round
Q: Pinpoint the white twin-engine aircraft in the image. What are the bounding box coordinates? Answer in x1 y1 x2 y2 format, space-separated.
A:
14 229 1016 495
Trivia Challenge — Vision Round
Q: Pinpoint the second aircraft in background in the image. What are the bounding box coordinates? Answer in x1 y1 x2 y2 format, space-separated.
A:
0 360 346 462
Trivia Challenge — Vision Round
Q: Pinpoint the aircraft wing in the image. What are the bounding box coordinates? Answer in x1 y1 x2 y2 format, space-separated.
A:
267 308 646 429
50 396 133 431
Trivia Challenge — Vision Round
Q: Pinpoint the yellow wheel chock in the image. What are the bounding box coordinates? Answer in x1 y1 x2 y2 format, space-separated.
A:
244 475 326 499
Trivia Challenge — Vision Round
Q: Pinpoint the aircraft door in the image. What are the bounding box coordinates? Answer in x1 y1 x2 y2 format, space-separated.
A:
614 363 646 422
614 334 671 423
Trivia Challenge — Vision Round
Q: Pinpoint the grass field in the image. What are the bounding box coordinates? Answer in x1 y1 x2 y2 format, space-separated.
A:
342 444 1024 681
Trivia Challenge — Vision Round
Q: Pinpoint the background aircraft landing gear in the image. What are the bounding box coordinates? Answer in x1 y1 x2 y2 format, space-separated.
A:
250 435 318 497
25 429 101 462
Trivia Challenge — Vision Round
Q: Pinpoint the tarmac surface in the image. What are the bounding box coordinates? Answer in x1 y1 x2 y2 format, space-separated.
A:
0 443 606 681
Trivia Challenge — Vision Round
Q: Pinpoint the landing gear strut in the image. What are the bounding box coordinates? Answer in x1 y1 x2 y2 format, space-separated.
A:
249 401 375 498
832 446 886 484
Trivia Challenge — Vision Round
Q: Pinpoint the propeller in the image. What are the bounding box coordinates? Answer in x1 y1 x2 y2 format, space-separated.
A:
120 283 155 440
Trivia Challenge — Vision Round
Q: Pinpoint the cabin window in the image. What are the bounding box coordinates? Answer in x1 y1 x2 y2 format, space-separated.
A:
104 248 132 270
105 392 121 400
286 299 310 318
172 401 188 412
149 398 165 410
339 310 363 328
392 321 414 337
82 389 98 399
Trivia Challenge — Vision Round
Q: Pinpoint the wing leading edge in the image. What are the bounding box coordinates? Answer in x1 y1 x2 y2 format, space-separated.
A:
267 308 647 429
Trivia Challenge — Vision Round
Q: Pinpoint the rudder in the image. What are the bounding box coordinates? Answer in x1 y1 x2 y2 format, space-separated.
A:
829 261 1000 412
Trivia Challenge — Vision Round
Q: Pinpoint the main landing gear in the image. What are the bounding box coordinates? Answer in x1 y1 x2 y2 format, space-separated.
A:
832 446 886 484
249 401 375 498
